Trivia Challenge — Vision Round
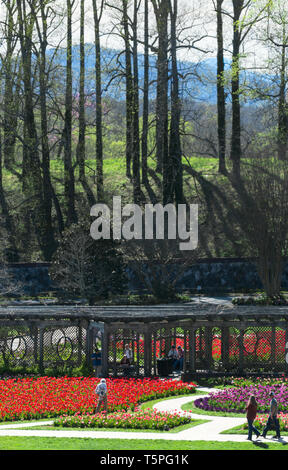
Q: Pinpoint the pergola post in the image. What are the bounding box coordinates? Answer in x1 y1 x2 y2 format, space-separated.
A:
285 326 288 375
183 329 187 372
39 327 44 374
101 325 109 377
189 328 196 373
221 326 230 370
271 326 276 368
239 329 244 374
144 325 152 376
86 323 94 368
205 326 213 371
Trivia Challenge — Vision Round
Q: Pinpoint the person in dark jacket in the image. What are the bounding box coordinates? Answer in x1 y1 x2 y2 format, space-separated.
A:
246 395 260 440
91 347 102 377
261 391 281 439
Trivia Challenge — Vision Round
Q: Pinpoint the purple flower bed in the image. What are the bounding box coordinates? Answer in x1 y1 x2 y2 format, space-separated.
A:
194 384 288 414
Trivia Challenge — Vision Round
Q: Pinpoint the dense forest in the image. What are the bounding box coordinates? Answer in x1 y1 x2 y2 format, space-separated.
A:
0 0 287 276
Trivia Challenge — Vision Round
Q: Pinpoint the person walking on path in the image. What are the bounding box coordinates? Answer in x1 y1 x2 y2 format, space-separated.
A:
261 391 281 439
246 395 260 441
95 378 108 413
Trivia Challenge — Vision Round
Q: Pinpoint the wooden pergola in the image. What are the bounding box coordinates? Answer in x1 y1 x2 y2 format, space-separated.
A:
0 301 288 376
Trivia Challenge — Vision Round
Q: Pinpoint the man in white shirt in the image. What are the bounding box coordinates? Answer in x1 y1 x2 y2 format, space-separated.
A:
95 378 108 412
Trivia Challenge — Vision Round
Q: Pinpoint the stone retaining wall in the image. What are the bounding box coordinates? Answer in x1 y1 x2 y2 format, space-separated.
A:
4 258 287 296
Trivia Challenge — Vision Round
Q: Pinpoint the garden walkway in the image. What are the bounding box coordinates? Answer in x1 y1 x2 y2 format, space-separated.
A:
0 388 287 444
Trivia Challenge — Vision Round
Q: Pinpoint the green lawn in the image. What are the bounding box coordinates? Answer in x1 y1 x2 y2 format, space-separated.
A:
0 436 287 450
3 155 219 203
221 424 288 436
19 419 207 434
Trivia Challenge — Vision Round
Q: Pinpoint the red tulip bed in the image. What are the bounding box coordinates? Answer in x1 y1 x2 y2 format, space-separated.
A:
0 376 196 427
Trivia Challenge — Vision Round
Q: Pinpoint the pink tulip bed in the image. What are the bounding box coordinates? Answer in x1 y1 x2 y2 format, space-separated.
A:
54 408 192 431
194 383 288 414
242 413 288 432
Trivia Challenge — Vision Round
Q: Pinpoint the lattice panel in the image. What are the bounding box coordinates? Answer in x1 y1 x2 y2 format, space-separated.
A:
0 319 287 376
212 327 222 366
228 327 240 365
108 328 145 376
195 327 206 367
241 327 285 369
0 326 36 368
41 326 86 367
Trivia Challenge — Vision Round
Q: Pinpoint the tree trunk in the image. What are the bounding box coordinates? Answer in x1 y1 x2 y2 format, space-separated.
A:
257 253 283 298
122 0 134 180
230 0 243 178
0 130 19 261
17 0 52 260
63 0 77 225
37 2 57 259
152 0 169 176
92 0 104 201
216 0 227 175
77 0 96 207
141 0 149 185
3 0 18 174
277 44 288 160
168 0 183 205
132 0 141 204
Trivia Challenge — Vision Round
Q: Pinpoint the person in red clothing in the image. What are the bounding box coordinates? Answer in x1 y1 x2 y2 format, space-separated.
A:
246 395 260 440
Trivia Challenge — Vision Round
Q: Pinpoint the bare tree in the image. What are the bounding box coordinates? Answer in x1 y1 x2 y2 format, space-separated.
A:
131 0 141 204
121 238 198 301
122 0 134 180
213 0 227 175
229 152 288 298
63 0 77 225
260 0 288 160
223 0 271 178
92 0 105 201
50 223 127 303
141 0 149 186
1 0 20 175
151 0 169 177
30 0 59 259
16 0 56 259
76 0 96 206
168 0 184 205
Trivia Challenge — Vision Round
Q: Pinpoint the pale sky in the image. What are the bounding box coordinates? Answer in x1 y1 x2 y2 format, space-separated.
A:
0 0 272 69
75 0 268 67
